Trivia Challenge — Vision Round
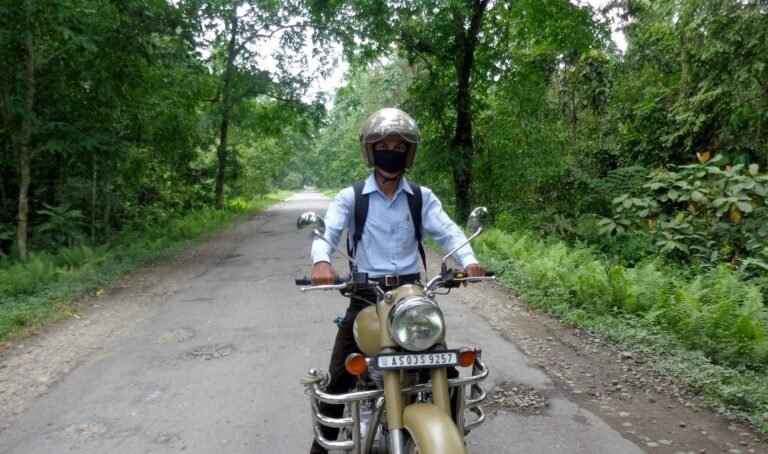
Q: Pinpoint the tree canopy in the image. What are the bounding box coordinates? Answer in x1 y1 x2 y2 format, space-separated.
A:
0 0 766 276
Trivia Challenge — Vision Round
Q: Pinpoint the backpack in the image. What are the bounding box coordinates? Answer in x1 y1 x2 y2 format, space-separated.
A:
346 180 427 271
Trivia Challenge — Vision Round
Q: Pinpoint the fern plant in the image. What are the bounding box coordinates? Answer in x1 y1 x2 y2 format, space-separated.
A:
34 203 87 249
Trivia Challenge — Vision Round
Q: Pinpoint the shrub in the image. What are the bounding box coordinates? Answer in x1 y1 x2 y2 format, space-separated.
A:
599 155 768 275
0 254 56 297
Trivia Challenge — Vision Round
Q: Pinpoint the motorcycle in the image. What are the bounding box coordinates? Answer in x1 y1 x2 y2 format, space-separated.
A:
295 207 494 454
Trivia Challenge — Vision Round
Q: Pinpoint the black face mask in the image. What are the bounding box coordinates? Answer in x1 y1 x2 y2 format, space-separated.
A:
373 149 408 174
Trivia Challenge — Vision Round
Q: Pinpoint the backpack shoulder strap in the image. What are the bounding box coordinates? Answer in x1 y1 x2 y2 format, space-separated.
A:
407 182 427 271
346 181 368 269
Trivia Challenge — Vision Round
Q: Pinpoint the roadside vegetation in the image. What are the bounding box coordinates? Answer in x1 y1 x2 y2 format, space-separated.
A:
474 229 768 433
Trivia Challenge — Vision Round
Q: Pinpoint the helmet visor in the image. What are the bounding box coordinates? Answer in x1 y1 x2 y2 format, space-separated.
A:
361 130 419 145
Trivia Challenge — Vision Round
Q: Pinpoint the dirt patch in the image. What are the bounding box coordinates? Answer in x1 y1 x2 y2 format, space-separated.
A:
486 380 549 414
183 343 235 361
50 420 109 441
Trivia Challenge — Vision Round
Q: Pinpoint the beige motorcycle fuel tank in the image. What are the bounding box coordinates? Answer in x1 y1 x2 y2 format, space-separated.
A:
353 305 380 356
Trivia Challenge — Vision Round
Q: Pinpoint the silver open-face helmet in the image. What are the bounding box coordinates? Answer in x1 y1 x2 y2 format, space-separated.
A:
359 108 420 168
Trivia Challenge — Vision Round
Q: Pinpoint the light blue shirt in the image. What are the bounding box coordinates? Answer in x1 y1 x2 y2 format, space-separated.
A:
311 173 478 277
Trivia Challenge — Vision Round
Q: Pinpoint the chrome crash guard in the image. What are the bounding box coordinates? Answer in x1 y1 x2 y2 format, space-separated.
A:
304 355 489 454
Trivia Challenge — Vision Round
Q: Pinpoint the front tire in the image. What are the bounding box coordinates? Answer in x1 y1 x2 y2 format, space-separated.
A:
403 436 418 454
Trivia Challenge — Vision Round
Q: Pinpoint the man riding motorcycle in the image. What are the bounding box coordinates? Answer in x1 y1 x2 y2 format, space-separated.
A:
308 107 486 454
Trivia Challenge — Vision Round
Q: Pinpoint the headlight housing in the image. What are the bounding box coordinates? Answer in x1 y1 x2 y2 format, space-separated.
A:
388 296 445 351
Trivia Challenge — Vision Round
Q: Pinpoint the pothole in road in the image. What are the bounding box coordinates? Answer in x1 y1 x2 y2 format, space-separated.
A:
486 380 549 414
183 344 234 360
151 327 195 344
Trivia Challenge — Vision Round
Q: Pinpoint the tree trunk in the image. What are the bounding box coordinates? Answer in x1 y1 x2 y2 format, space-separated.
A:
450 0 488 220
91 152 97 242
570 88 578 128
17 150 31 261
16 0 36 262
1 89 11 213
679 32 690 102
103 184 111 238
215 12 239 210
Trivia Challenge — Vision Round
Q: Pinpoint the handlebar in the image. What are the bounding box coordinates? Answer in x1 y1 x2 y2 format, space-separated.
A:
295 270 495 293
294 277 311 286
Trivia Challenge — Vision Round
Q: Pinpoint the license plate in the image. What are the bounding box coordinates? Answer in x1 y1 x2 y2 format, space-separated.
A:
375 351 459 370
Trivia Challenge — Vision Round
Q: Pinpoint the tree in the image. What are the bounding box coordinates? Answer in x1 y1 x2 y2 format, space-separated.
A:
0 0 206 259
190 0 326 209
0 0 105 261
0 0 36 262
606 0 768 167
331 0 602 219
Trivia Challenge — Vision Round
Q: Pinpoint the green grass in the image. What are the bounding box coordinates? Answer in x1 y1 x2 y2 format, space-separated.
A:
0 193 289 342
473 228 768 434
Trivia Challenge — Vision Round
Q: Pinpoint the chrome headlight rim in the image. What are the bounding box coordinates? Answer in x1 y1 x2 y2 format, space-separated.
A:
388 295 445 351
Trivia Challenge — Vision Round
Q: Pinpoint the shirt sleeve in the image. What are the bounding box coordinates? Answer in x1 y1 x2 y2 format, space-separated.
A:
310 188 353 265
420 187 479 269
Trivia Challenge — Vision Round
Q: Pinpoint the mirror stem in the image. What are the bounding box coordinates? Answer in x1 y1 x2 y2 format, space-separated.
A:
313 229 358 267
441 227 483 268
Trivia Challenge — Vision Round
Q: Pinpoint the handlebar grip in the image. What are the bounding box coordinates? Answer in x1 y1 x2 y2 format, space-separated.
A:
294 274 351 286
450 270 495 278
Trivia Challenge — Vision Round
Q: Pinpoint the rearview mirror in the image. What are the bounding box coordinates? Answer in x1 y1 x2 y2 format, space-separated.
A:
467 206 489 235
441 206 491 270
297 211 326 236
296 211 357 268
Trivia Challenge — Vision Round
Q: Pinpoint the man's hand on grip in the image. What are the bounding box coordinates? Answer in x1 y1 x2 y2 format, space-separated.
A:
464 263 485 278
311 261 337 285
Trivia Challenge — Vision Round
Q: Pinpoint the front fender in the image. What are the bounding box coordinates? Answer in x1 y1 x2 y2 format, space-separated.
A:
403 403 466 454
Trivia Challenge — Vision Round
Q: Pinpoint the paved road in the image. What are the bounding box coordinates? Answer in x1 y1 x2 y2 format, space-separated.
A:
0 191 642 453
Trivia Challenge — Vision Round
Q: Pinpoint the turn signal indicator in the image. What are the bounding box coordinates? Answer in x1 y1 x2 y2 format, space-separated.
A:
459 349 477 367
345 353 368 376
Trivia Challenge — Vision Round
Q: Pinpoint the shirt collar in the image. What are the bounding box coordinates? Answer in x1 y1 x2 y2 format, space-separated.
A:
363 172 412 196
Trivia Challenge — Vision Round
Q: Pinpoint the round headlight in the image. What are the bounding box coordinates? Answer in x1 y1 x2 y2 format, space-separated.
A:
388 296 445 351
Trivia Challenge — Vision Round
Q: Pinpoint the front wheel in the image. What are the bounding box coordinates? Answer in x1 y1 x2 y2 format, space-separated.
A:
403 436 418 454
402 403 466 454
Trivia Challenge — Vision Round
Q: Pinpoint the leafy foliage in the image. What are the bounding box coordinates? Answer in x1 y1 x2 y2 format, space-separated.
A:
601 154 768 277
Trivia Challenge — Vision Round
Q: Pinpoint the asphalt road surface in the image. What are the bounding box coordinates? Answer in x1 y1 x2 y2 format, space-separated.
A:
0 191 763 453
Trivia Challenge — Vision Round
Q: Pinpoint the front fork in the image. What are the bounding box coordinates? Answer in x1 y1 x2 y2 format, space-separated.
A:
383 365 453 453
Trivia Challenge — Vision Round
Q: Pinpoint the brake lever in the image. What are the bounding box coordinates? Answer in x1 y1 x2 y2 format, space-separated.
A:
426 270 495 291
